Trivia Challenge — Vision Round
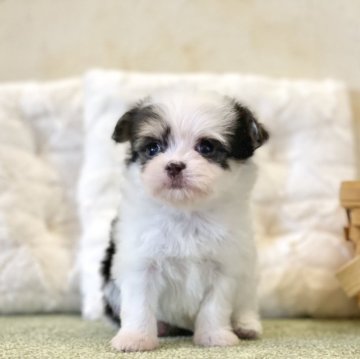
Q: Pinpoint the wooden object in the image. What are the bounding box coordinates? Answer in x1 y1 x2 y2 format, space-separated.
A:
340 181 360 208
338 181 360 307
336 257 360 306
350 209 360 226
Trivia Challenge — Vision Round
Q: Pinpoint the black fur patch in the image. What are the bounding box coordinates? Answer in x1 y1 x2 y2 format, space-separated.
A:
101 218 120 325
104 302 120 326
228 102 269 161
100 219 117 284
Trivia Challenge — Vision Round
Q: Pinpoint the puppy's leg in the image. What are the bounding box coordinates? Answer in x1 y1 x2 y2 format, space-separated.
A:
232 273 262 340
111 271 159 352
193 276 239 347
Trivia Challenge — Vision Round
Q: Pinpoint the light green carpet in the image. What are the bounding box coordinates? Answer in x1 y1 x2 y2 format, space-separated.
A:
0 315 359 358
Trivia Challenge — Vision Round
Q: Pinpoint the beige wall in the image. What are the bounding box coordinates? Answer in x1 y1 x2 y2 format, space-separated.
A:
1 0 359 168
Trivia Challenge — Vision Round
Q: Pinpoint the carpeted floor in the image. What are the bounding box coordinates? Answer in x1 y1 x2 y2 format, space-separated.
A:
0 315 359 358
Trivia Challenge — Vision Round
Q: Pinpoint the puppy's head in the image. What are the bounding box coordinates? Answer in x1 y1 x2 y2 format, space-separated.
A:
112 90 269 206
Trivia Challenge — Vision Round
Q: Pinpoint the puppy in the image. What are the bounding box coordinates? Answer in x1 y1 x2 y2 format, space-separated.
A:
101 89 269 352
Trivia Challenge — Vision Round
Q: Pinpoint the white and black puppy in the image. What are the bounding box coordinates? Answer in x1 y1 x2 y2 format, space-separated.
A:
101 89 269 352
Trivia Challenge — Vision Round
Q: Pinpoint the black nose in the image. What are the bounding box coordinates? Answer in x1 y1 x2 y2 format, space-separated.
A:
165 162 186 177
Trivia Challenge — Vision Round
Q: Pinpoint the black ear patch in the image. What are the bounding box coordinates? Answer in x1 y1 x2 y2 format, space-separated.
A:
112 103 160 143
112 108 136 143
112 103 168 165
229 101 269 160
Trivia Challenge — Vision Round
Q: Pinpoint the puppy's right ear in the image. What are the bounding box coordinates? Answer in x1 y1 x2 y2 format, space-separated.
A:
112 109 136 143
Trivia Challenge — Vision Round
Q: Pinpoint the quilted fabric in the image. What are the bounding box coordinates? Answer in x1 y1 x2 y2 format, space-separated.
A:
0 79 82 313
79 70 360 319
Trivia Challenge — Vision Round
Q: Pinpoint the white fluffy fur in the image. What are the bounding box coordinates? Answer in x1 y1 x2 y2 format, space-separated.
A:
109 91 262 351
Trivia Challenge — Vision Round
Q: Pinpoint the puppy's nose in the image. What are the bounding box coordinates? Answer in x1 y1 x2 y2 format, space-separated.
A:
165 162 186 177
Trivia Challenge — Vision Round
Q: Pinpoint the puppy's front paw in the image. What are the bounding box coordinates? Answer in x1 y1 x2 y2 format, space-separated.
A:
111 330 159 352
234 315 262 340
194 329 240 347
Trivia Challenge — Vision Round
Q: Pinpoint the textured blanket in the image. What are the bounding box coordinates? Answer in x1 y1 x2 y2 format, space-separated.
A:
0 71 358 319
0 79 82 312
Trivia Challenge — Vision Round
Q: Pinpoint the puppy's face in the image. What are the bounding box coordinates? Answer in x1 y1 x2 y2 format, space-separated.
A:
112 91 268 206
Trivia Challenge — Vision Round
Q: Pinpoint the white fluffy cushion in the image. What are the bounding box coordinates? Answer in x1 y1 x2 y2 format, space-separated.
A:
79 70 359 319
0 80 82 313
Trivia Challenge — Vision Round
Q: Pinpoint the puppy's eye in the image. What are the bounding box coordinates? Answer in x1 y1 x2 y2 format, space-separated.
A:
145 142 162 157
196 139 215 156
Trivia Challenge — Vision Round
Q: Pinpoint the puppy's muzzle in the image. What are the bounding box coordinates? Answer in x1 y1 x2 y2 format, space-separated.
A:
165 162 186 178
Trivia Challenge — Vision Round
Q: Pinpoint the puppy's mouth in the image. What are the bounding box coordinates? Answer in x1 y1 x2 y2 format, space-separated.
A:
143 169 214 204
168 177 186 189
164 175 210 198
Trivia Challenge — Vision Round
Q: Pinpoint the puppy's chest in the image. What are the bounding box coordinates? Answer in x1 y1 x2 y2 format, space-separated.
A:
136 211 229 259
